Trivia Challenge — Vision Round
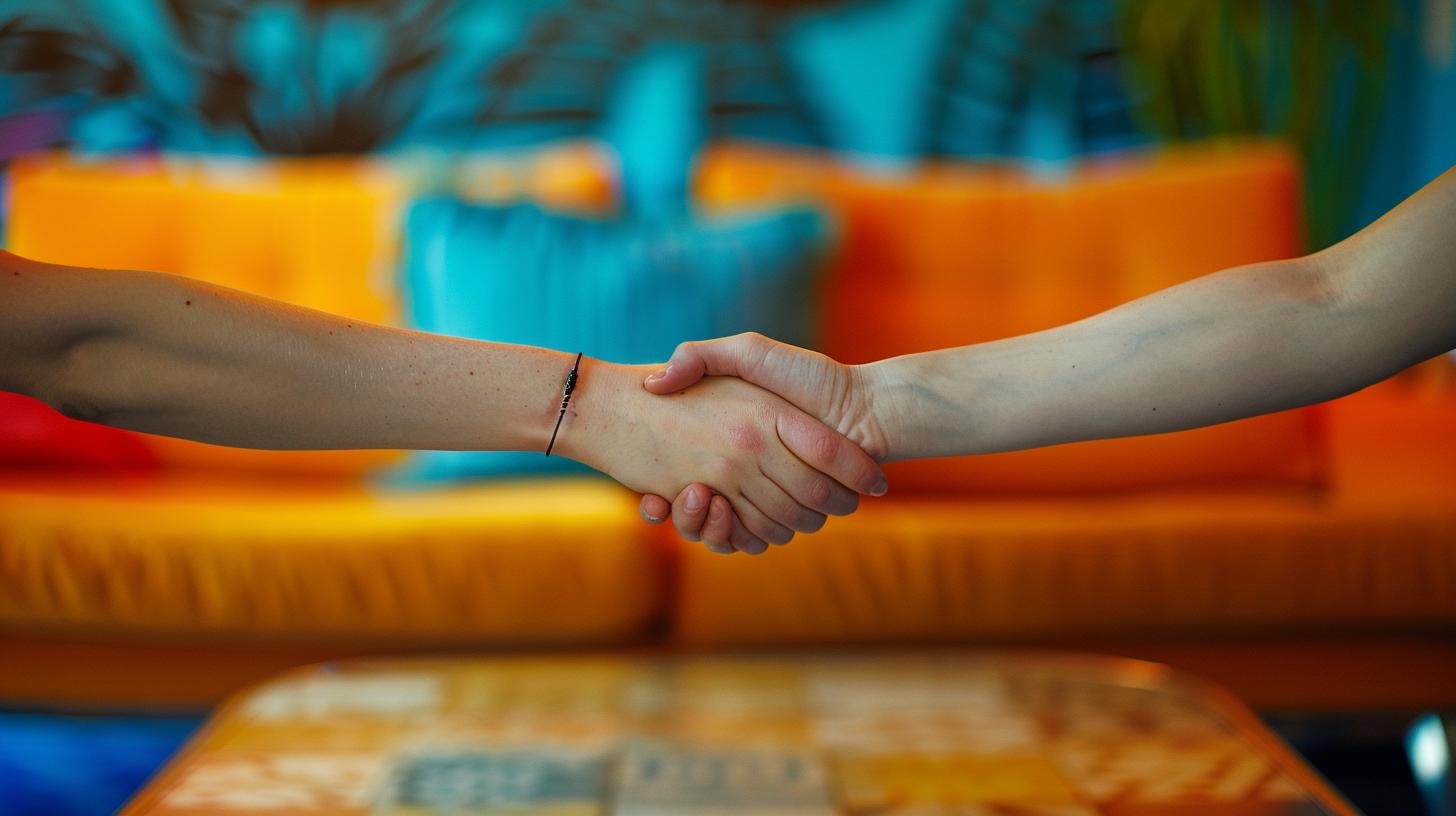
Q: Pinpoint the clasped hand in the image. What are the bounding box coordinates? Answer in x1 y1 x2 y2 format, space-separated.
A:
594 334 888 555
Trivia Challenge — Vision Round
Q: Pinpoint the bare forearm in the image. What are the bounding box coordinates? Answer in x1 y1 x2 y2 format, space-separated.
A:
866 166 1456 461
4 256 568 451
867 258 1349 458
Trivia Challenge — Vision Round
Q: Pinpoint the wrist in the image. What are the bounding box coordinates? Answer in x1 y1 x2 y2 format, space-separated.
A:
856 355 941 462
853 360 903 462
841 362 893 462
551 358 634 469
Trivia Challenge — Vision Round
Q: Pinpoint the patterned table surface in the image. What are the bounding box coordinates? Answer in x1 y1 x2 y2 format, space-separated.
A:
123 652 1359 815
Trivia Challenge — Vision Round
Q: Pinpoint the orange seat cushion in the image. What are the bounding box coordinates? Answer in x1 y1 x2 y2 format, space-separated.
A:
884 410 1327 495
697 142 1324 493
0 476 661 646
667 384 1456 648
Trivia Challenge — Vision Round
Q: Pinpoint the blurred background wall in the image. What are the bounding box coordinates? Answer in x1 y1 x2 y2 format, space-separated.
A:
1 0 1452 245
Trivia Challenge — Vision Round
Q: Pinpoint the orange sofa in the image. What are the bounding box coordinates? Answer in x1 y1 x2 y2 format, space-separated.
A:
1 145 1452 713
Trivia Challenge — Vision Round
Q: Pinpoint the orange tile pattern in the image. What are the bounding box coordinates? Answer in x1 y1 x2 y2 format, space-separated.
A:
122 654 1356 815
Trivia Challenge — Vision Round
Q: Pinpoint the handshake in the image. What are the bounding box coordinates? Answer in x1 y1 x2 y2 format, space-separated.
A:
568 159 1456 554
559 333 900 557
10 153 1446 542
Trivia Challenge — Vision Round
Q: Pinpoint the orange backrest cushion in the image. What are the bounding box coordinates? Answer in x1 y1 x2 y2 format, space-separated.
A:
1 145 618 476
6 154 406 475
697 142 1326 492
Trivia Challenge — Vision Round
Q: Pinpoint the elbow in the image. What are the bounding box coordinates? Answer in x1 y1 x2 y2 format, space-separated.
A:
38 337 134 426
1278 252 1348 315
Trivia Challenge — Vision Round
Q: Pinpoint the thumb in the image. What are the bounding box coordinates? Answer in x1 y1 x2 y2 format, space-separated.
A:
643 332 774 394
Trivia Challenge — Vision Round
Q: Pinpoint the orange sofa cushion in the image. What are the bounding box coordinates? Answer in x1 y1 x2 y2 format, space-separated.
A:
697 142 1323 492
666 383 1456 649
0 144 620 477
0 476 661 647
884 410 1327 495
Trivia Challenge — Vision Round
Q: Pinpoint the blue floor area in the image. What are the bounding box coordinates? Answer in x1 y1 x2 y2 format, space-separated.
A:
0 710 203 816
0 708 1430 815
1266 712 1430 816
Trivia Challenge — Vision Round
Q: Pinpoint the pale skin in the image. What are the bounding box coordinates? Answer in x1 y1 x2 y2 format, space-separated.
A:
645 164 1456 547
0 251 887 555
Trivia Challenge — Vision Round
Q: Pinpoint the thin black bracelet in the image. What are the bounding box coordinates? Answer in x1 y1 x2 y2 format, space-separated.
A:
544 352 583 457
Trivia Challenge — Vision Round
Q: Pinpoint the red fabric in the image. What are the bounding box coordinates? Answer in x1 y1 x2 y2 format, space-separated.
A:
0 391 157 472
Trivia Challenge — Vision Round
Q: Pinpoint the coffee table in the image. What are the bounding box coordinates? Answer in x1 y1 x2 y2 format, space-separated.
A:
123 652 1358 815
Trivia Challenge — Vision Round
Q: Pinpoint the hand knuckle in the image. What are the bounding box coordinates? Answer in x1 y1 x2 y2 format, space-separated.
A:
812 430 841 464
724 423 765 453
709 456 738 483
803 477 832 509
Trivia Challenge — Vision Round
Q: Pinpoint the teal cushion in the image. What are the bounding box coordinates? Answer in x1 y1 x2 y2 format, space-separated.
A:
392 198 827 483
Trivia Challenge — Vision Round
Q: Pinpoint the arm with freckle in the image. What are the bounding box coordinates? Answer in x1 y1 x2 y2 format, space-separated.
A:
864 162 1456 460
643 161 1456 497
0 252 569 453
0 252 884 554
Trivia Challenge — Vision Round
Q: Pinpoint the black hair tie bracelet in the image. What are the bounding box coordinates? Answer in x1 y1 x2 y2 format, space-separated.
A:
545 352 583 457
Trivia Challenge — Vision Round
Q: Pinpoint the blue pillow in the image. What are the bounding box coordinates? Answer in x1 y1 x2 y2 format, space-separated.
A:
392 198 827 484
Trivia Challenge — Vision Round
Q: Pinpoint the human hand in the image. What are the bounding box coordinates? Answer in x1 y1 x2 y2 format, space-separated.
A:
634 333 891 549
557 359 885 555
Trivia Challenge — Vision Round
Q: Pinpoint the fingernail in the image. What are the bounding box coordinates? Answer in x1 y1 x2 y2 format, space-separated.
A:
869 477 888 497
644 365 673 384
684 489 703 513
708 502 727 524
